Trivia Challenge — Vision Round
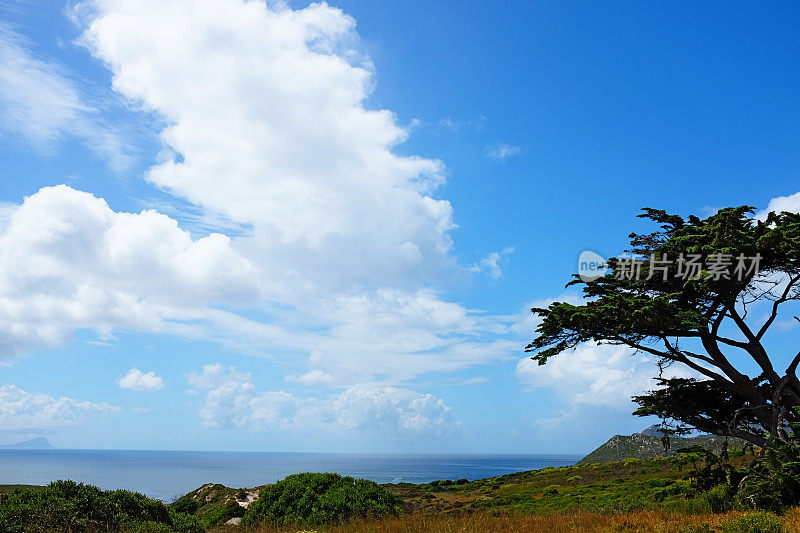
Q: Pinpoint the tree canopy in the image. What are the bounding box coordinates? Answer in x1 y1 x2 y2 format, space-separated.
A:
527 207 800 447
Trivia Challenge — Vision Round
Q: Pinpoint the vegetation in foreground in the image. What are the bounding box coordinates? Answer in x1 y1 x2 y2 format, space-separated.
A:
0 480 202 533
225 509 798 532
5 443 800 531
192 450 800 531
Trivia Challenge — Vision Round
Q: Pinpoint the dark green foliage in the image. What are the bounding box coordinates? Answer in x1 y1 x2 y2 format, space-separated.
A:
704 484 735 513
662 434 800 513
542 485 560 495
673 445 743 492
0 480 202 533
198 499 244 527
528 207 800 447
736 438 800 512
167 508 204 533
106 487 170 523
169 496 199 515
241 472 400 527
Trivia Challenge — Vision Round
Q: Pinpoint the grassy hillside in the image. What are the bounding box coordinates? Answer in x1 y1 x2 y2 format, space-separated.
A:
579 432 749 464
386 456 748 515
0 484 40 495
173 454 771 531
6 454 799 532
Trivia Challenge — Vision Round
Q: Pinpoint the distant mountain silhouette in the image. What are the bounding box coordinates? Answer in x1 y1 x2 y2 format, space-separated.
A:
0 437 53 449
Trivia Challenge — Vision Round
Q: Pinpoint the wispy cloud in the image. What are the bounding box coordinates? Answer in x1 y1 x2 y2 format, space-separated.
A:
435 115 487 134
487 143 521 161
0 25 134 170
469 247 514 279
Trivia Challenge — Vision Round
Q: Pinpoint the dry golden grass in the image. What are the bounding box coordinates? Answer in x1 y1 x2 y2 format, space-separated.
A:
783 507 800 532
213 509 800 533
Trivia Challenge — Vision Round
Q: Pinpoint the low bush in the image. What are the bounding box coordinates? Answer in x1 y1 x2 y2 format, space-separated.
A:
645 478 675 488
704 484 735 513
720 511 784 533
736 439 800 512
241 472 399 527
198 499 244 527
542 485 560 495
170 496 199 515
0 480 202 533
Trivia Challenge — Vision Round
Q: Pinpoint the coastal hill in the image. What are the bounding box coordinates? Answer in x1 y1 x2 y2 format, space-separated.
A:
165 452 760 530
578 425 747 464
0 437 53 449
0 450 771 531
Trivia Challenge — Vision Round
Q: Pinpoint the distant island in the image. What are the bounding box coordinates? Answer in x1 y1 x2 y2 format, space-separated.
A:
0 437 52 449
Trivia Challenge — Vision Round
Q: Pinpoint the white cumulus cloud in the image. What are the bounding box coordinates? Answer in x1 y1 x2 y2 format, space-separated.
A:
118 367 164 391
0 0 521 412
71 0 517 382
757 191 800 220
187 364 457 438
0 383 118 430
80 0 453 292
0 185 258 359
516 342 662 410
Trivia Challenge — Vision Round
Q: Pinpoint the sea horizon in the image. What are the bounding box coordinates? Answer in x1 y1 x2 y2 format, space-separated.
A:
0 449 584 501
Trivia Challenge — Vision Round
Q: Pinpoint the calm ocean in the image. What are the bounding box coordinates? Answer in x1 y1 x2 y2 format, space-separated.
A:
0 450 581 501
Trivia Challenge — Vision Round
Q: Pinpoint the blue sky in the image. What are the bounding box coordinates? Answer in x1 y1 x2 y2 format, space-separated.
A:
0 0 799 453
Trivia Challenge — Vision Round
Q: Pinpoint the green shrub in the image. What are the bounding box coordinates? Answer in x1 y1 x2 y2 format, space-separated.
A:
107 488 170 524
654 481 692 502
241 472 399 527
167 509 203 533
566 475 582 483
736 439 800 512
645 478 675 488
705 484 735 513
199 499 244 527
542 485 560 495
0 480 197 533
128 521 174 533
170 496 199 515
720 512 784 533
